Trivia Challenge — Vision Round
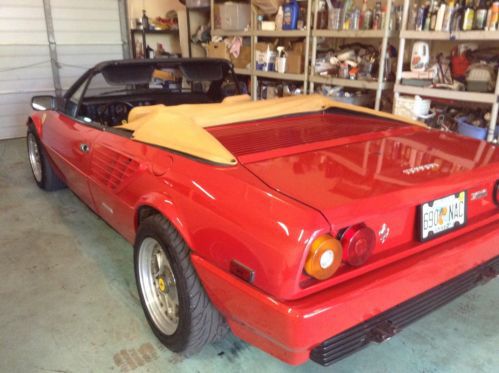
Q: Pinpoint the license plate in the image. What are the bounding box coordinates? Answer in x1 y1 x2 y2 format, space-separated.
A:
419 191 467 241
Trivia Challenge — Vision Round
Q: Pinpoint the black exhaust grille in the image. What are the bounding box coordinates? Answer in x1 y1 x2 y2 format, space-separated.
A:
310 256 499 366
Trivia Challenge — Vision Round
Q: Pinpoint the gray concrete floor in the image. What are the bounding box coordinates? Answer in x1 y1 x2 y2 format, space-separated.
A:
0 137 498 373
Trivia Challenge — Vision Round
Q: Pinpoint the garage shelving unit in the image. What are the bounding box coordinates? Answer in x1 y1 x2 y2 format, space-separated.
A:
309 0 395 111
130 28 179 58
393 0 499 142
186 5 210 57
210 0 312 99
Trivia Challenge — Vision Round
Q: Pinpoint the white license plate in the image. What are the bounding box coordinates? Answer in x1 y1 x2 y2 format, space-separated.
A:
419 191 467 241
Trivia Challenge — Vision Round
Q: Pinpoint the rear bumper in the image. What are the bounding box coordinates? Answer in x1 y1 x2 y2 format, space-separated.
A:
191 219 499 365
310 255 499 365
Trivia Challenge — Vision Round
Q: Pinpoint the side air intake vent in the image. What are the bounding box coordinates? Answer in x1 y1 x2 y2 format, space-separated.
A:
92 146 140 191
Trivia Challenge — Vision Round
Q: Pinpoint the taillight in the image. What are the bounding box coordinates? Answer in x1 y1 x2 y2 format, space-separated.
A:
304 235 343 280
494 181 499 206
340 224 376 267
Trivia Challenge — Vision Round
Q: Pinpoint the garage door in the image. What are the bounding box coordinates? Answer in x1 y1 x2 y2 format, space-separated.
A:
0 0 128 139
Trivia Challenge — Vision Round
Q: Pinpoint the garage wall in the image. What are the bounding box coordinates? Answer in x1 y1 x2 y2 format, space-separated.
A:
0 0 126 140
0 0 53 139
51 0 124 90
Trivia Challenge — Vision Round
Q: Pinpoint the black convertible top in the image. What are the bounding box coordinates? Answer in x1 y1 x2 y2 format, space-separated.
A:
64 57 237 99
92 57 232 72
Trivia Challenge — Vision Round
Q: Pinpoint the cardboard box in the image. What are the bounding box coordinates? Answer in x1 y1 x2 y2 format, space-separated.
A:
292 41 305 55
286 51 303 74
231 46 251 69
206 42 230 60
218 2 251 31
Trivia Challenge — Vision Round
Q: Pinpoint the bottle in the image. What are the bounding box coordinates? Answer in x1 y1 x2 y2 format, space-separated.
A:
283 0 299 30
430 0 440 30
141 9 149 31
408 3 419 30
395 5 403 30
350 7 360 29
474 0 489 29
360 0 368 29
416 3 426 30
489 1 499 30
435 1 447 30
363 7 373 29
317 0 328 29
424 0 433 30
485 1 493 28
328 1 342 30
462 0 475 30
146 45 154 59
275 6 284 30
381 5 387 29
373 0 382 29
341 0 353 30
442 0 455 31
297 4 306 29
452 0 465 30
155 43 166 56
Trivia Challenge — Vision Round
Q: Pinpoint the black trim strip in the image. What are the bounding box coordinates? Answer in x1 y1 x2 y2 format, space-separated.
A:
310 256 499 366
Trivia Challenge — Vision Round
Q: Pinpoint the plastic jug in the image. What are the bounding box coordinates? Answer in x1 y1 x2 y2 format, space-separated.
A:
411 42 430 72
283 0 299 30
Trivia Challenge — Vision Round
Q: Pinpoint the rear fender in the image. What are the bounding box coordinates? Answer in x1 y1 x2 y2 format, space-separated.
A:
134 192 194 249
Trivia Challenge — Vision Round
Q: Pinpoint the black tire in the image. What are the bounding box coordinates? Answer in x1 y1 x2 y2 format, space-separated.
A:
26 122 65 191
134 214 228 355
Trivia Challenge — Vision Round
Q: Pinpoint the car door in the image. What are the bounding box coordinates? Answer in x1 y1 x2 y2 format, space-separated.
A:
42 77 100 209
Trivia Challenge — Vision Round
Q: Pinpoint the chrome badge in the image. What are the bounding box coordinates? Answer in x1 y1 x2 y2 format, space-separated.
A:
379 223 390 244
471 189 488 201
402 163 439 175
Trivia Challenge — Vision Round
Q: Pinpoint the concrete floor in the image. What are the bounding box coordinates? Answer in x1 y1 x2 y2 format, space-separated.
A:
0 137 498 373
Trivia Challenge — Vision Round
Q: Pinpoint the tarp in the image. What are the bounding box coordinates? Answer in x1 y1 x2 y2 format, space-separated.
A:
119 94 426 165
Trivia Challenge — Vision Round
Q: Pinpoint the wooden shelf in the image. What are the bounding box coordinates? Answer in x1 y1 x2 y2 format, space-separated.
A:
131 29 179 34
394 84 497 104
211 29 252 37
186 6 210 11
234 68 251 76
255 30 308 37
313 29 394 38
311 76 394 90
254 70 306 82
211 29 310 38
401 30 499 41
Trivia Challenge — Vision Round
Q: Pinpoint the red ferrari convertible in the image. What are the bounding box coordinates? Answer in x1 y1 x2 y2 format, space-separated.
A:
27 58 498 366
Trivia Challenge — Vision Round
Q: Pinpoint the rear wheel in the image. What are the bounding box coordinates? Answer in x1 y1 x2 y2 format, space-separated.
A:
134 214 228 355
26 123 65 191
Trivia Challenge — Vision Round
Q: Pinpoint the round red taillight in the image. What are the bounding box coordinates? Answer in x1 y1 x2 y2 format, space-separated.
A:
340 224 376 267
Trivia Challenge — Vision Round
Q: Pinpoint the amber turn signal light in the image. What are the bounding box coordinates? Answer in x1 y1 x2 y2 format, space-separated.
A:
304 235 343 280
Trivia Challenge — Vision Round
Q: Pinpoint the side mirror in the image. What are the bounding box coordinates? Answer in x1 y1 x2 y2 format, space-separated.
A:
31 95 55 111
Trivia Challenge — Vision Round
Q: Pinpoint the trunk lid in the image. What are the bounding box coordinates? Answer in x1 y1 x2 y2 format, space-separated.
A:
209 112 499 260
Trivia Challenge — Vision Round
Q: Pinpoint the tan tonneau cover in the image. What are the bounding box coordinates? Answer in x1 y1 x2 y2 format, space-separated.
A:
119 94 425 165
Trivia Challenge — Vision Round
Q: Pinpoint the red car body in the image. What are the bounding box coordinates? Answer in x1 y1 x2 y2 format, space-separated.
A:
28 61 499 366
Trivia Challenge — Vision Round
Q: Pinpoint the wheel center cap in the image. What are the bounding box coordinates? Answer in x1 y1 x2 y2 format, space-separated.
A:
158 277 168 293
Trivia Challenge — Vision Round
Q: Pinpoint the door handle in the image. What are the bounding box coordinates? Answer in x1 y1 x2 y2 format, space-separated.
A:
80 143 90 153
